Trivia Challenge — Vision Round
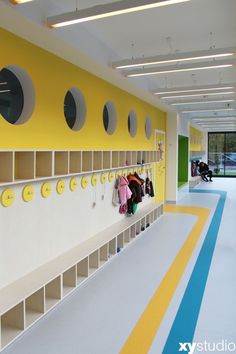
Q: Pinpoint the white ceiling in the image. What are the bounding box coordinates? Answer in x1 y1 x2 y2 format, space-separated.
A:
1 0 236 131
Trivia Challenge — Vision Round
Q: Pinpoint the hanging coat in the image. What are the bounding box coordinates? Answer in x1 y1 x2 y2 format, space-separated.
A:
117 176 132 206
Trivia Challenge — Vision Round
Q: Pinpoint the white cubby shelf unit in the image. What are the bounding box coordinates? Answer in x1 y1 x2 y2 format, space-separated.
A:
0 150 161 186
0 202 163 351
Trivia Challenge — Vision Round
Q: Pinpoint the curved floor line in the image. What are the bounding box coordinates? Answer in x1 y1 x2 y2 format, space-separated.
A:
120 205 210 354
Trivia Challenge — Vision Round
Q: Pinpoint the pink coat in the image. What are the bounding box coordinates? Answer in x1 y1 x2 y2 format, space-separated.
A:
118 176 132 206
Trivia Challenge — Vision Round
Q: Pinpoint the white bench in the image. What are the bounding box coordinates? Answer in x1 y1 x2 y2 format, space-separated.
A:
0 202 163 351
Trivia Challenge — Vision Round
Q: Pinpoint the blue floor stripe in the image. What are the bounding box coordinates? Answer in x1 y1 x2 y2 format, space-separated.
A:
162 189 227 354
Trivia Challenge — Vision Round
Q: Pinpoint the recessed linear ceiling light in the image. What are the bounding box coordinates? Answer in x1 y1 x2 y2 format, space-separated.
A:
162 91 235 99
113 47 236 69
0 90 11 93
125 60 234 77
182 108 235 113
171 99 235 105
154 86 235 95
47 0 191 28
0 82 8 85
192 117 236 121
10 0 33 4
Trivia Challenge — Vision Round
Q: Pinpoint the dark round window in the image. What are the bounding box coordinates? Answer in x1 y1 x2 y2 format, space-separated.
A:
64 88 86 131
64 91 76 129
128 110 137 137
0 68 24 124
102 101 117 135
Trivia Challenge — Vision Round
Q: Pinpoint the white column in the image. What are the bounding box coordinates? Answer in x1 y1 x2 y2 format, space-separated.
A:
166 111 178 203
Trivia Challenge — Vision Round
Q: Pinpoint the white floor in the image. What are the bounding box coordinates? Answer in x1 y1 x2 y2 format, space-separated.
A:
3 178 236 354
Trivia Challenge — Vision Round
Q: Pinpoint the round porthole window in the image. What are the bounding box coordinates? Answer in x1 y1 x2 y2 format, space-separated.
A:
64 87 86 131
0 65 35 125
103 101 117 135
145 117 152 139
128 110 137 137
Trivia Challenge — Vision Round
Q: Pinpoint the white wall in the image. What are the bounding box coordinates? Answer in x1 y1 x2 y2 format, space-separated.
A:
166 111 178 202
0 175 152 289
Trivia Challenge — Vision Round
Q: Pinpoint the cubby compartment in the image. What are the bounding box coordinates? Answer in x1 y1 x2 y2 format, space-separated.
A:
154 151 158 162
69 151 82 174
141 217 146 231
150 151 155 163
119 151 126 167
93 151 102 171
142 151 147 164
82 151 93 172
112 151 119 168
146 214 150 228
36 152 53 178
14 151 35 180
136 220 141 235
154 208 158 220
89 250 99 275
63 266 77 297
124 228 130 244
0 152 14 183
103 151 111 170
131 151 137 166
126 151 132 166
117 233 124 249
150 211 154 224
137 151 142 165
25 288 45 327
1 302 24 348
100 244 109 266
77 258 89 286
130 224 136 239
45 277 62 311
109 238 117 258
54 152 69 176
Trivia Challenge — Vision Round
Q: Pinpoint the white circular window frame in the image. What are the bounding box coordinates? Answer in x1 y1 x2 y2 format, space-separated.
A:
103 101 117 135
145 117 152 139
66 87 86 131
6 65 35 125
128 110 137 137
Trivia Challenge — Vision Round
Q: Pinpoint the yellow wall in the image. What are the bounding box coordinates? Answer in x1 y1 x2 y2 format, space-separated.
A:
190 126 203 151
0 28 166 150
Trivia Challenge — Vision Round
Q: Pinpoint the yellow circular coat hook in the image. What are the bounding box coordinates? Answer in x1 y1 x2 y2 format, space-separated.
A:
70 177 78 191
91 174 98 187
41 182 52 198
56 180 66 194
100 172 107 184
81 176 89 189
22 185 34 202
1 188 15 207
108 171 115 182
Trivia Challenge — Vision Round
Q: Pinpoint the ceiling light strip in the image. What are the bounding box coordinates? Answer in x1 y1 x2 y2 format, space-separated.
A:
47 0 191 28
182 108 235 113
153 86 235 95
162 91 236 99
113 47 236 69
126 63 233 77
10 0 33 4
171 99 235 105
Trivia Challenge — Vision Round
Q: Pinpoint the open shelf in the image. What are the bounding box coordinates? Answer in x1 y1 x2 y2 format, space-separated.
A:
0 152 14 183
136 220 141 235
141 217 146 232
93 151 102 171
103 151 111 170
117 233 124 249
126 151 132 166
36 152 53 178
124 228 130 245
63 266 77 297
119 151 126 167
112 151 119 168
109 238 117 258
100 244 108 266
82 151 92 172
25 288 44 327
1 302 24 348
132 151 137 166
77 258 89 286
45 277 61 311
137 151 142 165
130 224 136 239
54 152 68 176
69 151 82 174
14 152 35 181
89 250 99 275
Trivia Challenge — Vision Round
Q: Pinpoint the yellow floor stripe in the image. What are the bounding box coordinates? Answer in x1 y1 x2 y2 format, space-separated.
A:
120 205 210 354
